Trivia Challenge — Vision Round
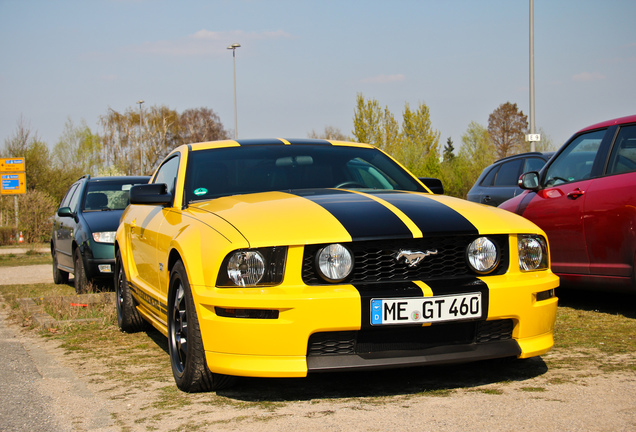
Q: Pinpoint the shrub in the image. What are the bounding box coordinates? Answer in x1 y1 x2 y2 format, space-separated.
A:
17 190 57 243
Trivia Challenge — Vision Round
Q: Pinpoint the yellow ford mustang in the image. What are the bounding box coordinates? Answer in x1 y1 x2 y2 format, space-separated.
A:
115 138 558 392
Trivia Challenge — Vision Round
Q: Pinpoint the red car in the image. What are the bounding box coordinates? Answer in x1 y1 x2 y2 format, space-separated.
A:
500 115 636 292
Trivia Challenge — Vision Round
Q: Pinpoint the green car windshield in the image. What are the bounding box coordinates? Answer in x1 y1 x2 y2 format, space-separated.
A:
185 145 425 203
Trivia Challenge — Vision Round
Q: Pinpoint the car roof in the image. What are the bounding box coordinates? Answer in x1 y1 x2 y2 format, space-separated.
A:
86 176 151 182
578 115 636 133
187 138 374 152
491 151 553 165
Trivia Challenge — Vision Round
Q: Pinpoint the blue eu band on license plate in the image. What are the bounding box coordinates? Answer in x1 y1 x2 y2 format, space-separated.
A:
371 292 482 325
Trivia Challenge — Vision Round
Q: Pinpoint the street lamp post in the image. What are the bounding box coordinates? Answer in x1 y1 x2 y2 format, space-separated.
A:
137 100 144 130
137 100 144 173
227 43 241 139
529 0 536 152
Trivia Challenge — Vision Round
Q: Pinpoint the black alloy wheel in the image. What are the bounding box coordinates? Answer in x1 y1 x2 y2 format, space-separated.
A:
168 260 234 392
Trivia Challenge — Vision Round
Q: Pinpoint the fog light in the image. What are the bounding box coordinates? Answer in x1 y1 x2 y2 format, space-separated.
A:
98 264 112 273
536 289 555 301
215 307 279 319
316 243 353 283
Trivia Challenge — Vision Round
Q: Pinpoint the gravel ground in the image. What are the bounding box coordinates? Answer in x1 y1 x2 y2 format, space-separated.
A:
0 264 52 285
1 264 635 431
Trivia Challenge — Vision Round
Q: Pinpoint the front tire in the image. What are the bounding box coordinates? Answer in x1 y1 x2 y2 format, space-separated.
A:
115 250 145 333
168 260 234 392
73 248 89 294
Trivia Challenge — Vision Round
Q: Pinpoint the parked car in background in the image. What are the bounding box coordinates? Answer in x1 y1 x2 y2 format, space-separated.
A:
51 175 150 293
115 138 558 392
500 115 636 293
467 152 553 206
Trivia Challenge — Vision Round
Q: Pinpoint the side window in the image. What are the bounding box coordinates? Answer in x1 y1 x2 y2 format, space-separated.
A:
59 183 79 209
607 125 636 175
153 155 180 197
494 159 523 186
524 157 546 173
68 183 82 212
545 129 606 186
479 165 499 187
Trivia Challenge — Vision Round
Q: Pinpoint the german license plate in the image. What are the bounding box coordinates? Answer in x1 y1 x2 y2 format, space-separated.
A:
371 293 482 325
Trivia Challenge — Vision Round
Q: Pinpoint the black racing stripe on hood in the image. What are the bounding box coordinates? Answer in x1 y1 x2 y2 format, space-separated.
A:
371 191 478 235
293 189 412 241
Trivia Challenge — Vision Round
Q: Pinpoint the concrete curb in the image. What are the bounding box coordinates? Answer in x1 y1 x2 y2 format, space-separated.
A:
0 247 49 255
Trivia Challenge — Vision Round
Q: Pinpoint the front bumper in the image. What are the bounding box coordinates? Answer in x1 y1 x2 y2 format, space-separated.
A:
192 269 558 378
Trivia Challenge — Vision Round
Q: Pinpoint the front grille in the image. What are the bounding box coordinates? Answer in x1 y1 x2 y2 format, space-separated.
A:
307 319 514 357
302 235 509 285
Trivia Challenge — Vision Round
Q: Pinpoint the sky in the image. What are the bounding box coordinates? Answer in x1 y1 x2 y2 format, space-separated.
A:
1 0 634 156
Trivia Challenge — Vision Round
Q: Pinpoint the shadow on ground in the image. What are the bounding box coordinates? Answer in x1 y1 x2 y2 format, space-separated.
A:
557 288 635 319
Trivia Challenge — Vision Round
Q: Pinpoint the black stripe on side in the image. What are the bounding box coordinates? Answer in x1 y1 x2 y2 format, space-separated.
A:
293 189 413 241
371 192 479 235
425 278 489 322
354 282 424 330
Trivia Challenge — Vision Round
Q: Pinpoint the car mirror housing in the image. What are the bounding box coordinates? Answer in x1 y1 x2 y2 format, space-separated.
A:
130 183 173 205
57 207 74 218
419 177 444 194
518 171 541 191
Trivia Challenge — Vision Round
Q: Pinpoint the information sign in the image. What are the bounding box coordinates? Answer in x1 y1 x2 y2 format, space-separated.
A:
0 157 25 172
0 172 26 195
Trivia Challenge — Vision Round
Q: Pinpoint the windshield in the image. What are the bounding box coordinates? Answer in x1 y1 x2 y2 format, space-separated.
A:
83 181 145 211
185 145 425 203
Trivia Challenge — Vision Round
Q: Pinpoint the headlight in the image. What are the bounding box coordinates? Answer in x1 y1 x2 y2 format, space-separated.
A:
466 237 499 274
92 231 116 243
227 251 265 286
518 235 548 271
218 247 287 287
316 243 354 283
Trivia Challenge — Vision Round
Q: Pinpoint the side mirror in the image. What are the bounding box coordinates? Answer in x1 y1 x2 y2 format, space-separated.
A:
419 177 444 194
130 183 173 205
519 171 540 191
57 207 73 218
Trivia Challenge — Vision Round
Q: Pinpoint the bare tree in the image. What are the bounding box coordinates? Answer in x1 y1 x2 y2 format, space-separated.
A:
308 126 350 141
487 102 528 159
179 107 230 143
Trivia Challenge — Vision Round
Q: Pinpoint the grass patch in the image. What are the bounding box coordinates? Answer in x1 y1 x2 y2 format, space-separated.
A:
520 386 546 392
553 306 636 355
38 295 115 322
0 251 52 267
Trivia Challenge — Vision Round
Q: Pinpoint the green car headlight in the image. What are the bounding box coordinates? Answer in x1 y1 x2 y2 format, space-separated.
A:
92 231 116 244
518 235 549 271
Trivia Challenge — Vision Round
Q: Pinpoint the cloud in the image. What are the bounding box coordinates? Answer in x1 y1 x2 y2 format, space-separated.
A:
572 71 605 82
361 74 406 84
127 29 293 57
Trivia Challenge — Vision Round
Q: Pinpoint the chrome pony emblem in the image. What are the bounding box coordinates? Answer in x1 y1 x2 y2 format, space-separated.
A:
395 249 438 267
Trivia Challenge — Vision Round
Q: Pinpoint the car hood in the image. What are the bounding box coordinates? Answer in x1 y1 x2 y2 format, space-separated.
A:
81 209 125 233
188 189 543 247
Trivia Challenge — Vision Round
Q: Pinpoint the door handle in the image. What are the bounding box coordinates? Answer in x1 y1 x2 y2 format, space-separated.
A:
567 188 585 200
483 195 492 203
